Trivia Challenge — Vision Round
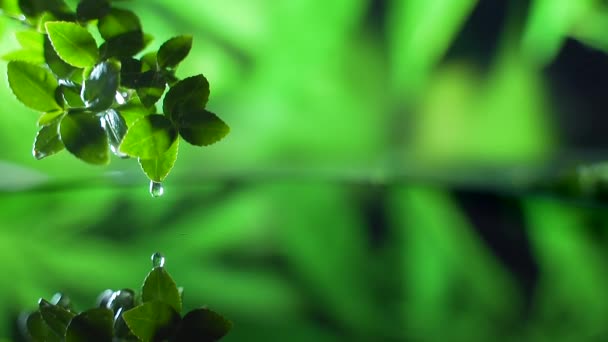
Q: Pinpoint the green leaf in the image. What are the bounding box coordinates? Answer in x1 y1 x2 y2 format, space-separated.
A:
7 60 61 112
34 117 64 159
139 137 178 182
157 35 192 69
135 70 166 107
102 109 128 156
175 308 232 342
163 74 209 120
119 114 177 159
120 58 142 88
46 21 99 68
100 30 145 59
81 60 120 110
2 49 45 64
44 34 78 79
38 110 64 126
117 95 154 126
15 30 43 50
142 266 182 313
39 298 76 338
122 301 181 342
18 0 71 18
97 8 140 40
76 0 110 22
140 51 157 71
26 311 59 342
177 109 229 147
58 82 85 108
60 111 109 165
65 308 113 342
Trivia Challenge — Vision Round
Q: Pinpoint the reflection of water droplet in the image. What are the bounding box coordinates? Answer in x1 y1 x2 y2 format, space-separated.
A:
149 181 164 197
151 252 165 268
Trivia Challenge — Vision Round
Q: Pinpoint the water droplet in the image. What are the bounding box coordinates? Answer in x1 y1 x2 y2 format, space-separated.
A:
33 149 45 159
149 181 164 197
151 252 165 268
51 292 72 310
106 289 135 313
110 145 129 159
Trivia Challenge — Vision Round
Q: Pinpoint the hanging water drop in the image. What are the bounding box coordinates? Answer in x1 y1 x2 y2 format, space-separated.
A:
151 252 165 268
149 181 164 197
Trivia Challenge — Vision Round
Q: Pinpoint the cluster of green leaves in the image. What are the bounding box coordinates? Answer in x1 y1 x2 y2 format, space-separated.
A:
22 255 232 341
1 0 229 187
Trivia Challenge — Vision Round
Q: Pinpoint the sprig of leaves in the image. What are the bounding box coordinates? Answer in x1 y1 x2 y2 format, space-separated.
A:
22 253 232 341
1 0 230 195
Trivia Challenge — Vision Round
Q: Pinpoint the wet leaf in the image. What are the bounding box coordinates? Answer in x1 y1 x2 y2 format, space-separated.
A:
44 34 78 79
157 35 192 69
119 114 177 159
60 110 109 165
139 137 178 182
76 0 110 22
142 266 182 313
177 109 229 147
46 21 99 68
175 308 232 342
7 60 61 112
163 74 209 120
81 60 120 111
103 109 128 155
98 8 140 40
26 311 58 342
65 308 113 342
39 298 76 338
122 301 181 342
34 117 64 159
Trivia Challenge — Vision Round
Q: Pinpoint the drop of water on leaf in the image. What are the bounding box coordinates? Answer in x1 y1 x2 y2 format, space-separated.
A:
149 181 164 197
151 252 165 268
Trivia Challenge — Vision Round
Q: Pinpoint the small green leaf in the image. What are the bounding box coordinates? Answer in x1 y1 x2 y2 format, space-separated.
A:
38 110 64 126
135 70 166 107
142 266 182 313
18 0 72 18
7 60 61 112
15 30 43 51
44 34 78 79
39 298 76 338
122 301 181 342
119 114 177 159
117 96 154 126
34 117 64 159
140 51 157 71
98 8 140 40
163 74 209 120
2 49 45 64
58 82 85 108
177 109 229 147
76 0 110 22
120 58 142 88
175 308 232 342
26 311 58 342
81 60 120 110
100 30 145 59
157 35 192 69
102 109 127 155
60 111 109 165
139 137 178 182
65 308 113 342
46 21 99 68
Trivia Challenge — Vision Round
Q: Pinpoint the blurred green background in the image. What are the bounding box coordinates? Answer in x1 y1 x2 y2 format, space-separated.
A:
2 0 608 340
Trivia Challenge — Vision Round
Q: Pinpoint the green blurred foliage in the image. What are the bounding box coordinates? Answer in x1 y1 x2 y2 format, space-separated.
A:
1 0 608 341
